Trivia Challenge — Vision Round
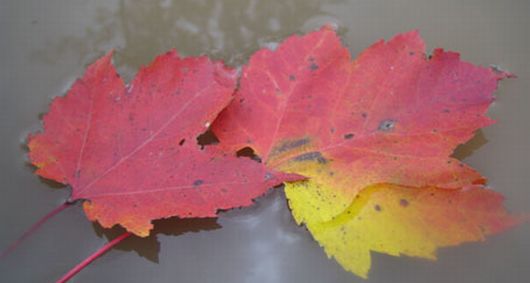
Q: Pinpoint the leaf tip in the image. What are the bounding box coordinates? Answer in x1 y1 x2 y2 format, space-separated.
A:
489 64 516 80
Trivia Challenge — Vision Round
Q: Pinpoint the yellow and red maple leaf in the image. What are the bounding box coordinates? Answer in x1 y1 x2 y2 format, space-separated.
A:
212 26 520 277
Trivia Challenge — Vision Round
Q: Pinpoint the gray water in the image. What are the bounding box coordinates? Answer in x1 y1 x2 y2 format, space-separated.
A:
1 0 529 282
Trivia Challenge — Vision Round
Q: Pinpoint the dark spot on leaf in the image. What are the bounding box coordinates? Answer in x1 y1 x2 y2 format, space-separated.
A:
197 129 219 149
374 204 382 212
236 147 262 163
179 139 186 146
309 63 319 71
271 138 310 155
293 151 327 164
343 133 354 139
443 109 450 113
289 74 296 81
75 170 81 178
193 179 204 187
378 119 396 131
361 112 368 118
409 51 415 56
399 199 409 207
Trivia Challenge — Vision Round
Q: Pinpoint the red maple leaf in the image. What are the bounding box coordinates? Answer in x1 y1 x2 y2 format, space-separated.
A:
27 50 298 237
212 26 520 277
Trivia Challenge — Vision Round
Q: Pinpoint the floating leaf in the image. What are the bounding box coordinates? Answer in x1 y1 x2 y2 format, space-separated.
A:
28 51 298 237
212 26 519 277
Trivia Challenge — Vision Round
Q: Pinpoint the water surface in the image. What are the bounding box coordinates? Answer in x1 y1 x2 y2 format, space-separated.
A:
1 0 529 282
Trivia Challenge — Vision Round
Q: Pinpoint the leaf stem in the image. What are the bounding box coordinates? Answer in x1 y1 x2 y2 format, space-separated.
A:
56 231 132 283
1 202 71 259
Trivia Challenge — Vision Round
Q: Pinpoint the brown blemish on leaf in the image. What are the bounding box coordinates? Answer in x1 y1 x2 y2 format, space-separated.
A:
343 133 354 139
292 151 327 164
271 137 310 155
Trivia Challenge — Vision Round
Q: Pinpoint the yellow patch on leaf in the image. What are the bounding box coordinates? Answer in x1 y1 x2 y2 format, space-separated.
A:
286 183 519 278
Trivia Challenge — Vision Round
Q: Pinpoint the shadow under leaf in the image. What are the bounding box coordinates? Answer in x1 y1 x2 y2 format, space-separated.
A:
92 217 221 263
452 130 488 161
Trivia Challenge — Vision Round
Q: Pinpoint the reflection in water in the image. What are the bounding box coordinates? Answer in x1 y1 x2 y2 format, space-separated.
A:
218 189 308 283
32 0 339 79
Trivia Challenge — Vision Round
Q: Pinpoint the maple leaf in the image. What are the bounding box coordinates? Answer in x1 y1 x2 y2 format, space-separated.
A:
212 26 519 277
28 50 298 237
